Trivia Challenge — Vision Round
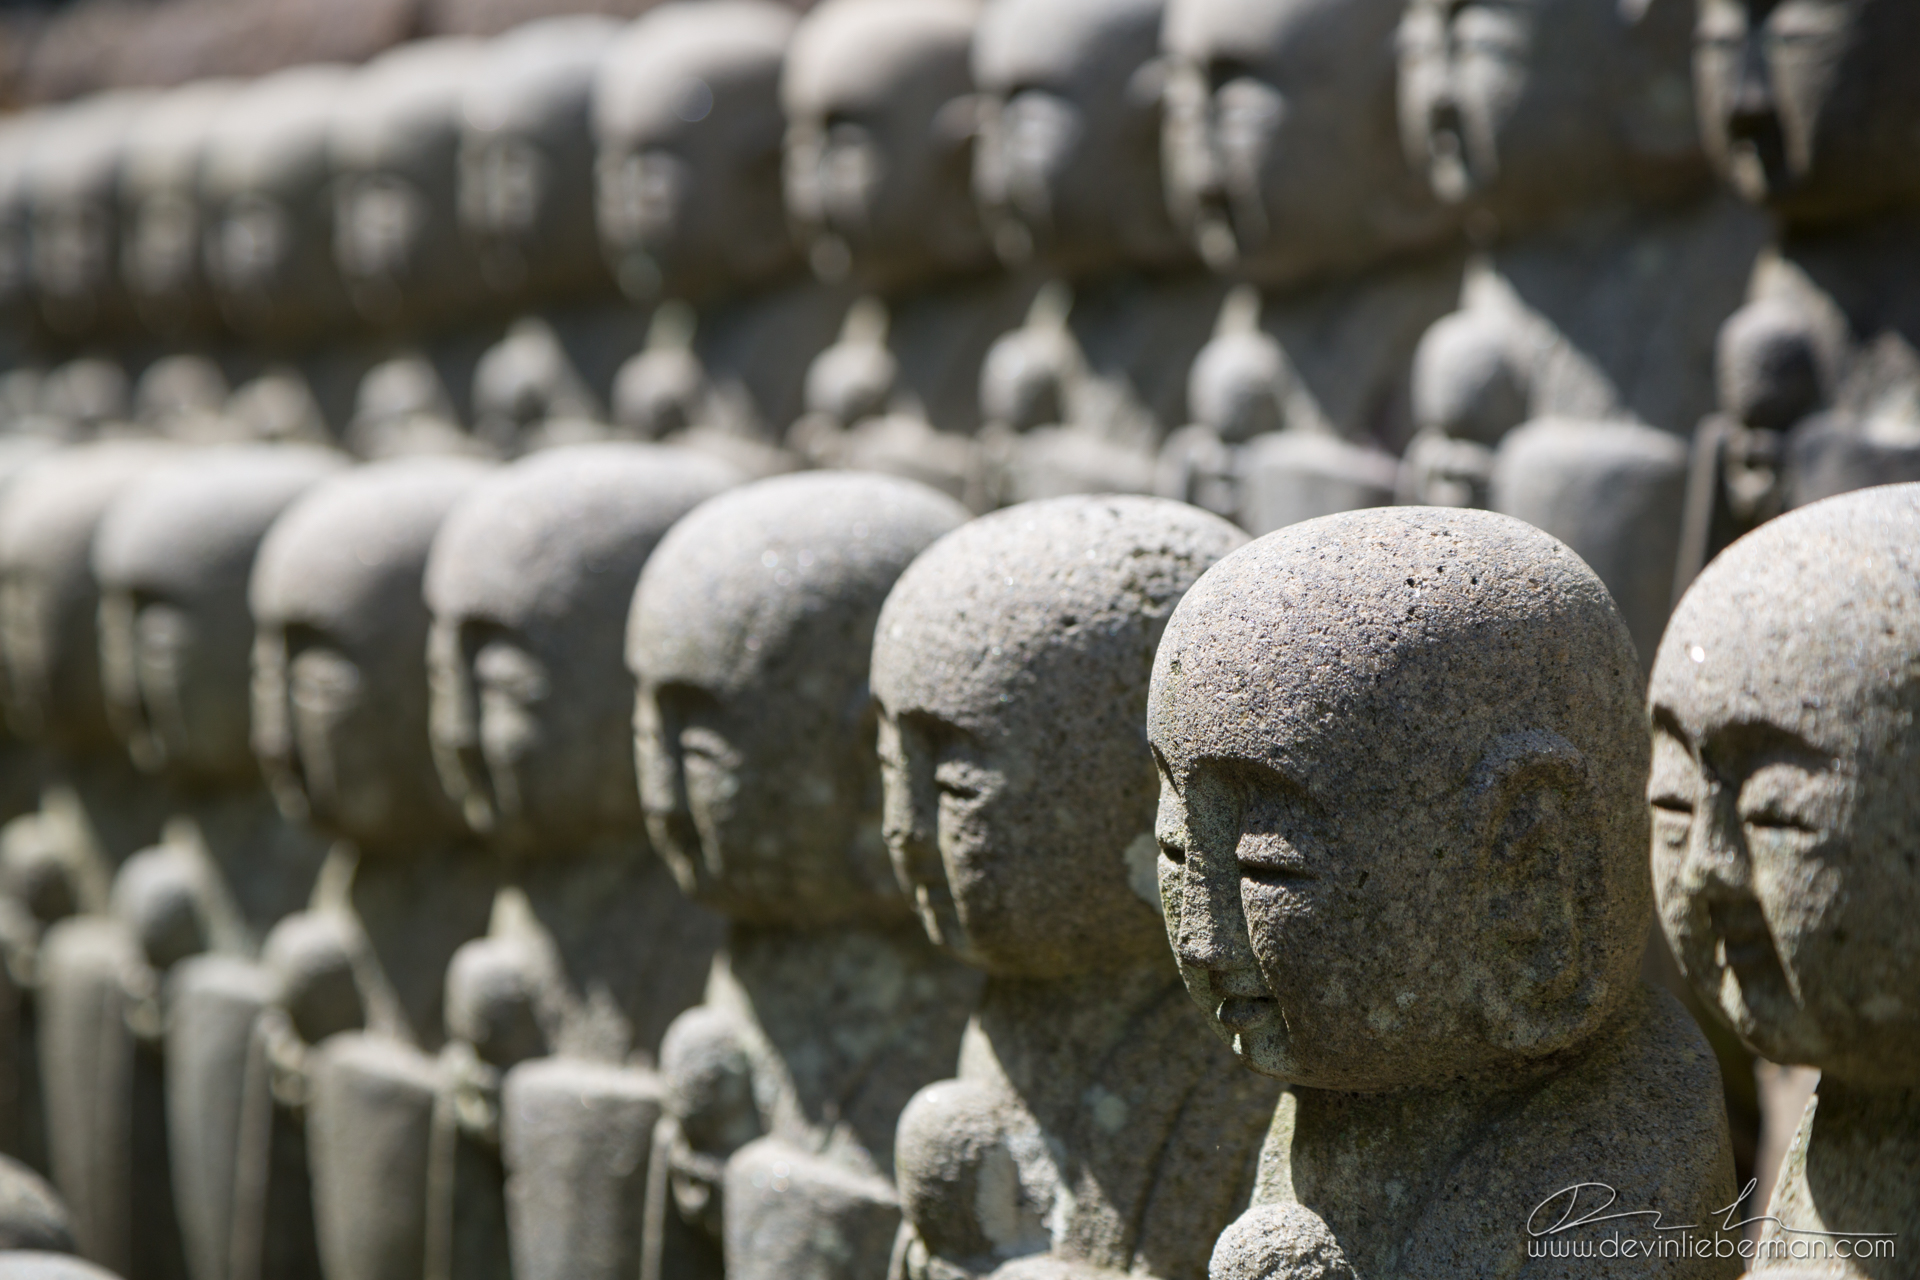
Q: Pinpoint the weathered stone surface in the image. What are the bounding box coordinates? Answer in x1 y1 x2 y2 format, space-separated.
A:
1651 484 1920 1278
873 495 1275 1280
1150 506 1735 1278
628 472 981 1280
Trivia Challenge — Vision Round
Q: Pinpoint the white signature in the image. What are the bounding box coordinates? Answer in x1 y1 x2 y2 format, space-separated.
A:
1528 1181 1898 1241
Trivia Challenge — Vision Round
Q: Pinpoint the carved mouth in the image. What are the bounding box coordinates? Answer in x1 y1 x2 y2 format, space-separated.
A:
1215 995 1278 1034
1426 102 1474 204
1725 111 1790 204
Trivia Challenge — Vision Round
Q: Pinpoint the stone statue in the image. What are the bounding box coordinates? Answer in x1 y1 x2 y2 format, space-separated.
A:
781 0 1038 500
873 495 1278 1280
966 0 1226 509
1395 0 1767 659
629 472 983 1280
0 1153 76 1254
26 92 152 347
1152 0 1463 537
424 443 737 1280
235 458 498 1280
89 447 345 1280
1150 506 1736 1279
1676 0 1920 586
1651 484 1920 1279
593 0 848 476
0 113 49 374
330 38 505 459
0 440 183 1280
458 17 650 453
120 80 241 348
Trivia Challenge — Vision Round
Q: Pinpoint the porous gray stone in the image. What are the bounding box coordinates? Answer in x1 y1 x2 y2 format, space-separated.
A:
1149 506 1735 1279
1651 484 1920 1278
873 495 1276 1280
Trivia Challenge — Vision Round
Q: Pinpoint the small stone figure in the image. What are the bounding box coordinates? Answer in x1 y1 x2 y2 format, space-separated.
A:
1153 0 1463 535
120 80 240 347
593 0 848 476
782 0 1038 497
425 443 736 1280
90 447 345 1280
0 440 183 1280
0 114 50 372
27 92 151 346
873 496 1277 1280
236 459 498 1280
967 0 1226 509
1651 484 1920 1278
1150 507 1736 1279
629 473 983 1280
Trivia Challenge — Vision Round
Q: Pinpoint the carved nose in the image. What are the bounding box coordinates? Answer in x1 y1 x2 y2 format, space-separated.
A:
1725 39 1780 141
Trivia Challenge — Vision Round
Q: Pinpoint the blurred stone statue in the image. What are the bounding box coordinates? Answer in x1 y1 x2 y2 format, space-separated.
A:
629 474 982 1280
874 496 1277 1280
120 81 240 350
27 93 151 348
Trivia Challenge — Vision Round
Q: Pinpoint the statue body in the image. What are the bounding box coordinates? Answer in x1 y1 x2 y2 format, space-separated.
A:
629 473 981 1280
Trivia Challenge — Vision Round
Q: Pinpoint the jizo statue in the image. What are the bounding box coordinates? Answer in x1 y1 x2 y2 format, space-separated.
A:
0 113 49 370
1151 0 1462 538
1652 484 1920 1278
120 80 241 349
628 473 983 1280
592 0 848 477
873 496 1280 1280
459 17 650 454
27 91 152 347
781 0 1038 501
1150 507 1736 1280
425 443 736 1280
90 446 345 1280
235 459 499 1280
967 0 1227 510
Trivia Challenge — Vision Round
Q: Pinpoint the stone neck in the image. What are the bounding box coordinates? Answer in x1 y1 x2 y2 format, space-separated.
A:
42 747 171 914
971 953 1183 1094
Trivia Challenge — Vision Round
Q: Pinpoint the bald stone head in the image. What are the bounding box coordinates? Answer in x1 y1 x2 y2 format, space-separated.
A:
250 458 490 851
0 440 180 756
331 38 488 330
971 0 1187 276
425 442 741 853
1150 507 1648 1091
0 113 44 339
120 79 240 339
629 472 970 926
1651 484 1920 1088
1398 0 1702 237
782 0 993 293
1696 0 1920 227
201 64 357 344
1161 0 1455 287
93 445 346 791
872 496 1244 979
594 1 799 307
27 91 151 340
459 17 620 302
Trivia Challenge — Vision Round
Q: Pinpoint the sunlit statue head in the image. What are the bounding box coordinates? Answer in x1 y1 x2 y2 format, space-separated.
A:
782 0 993 293
1651 484 1920 1086
249 458 489 851
424 443 739 853
93 447 346 793
872 496 1243 979
120 80 239 340
594 0 799 307
458 16 620 303
1149 506 1649 1090
1161 0 1454 287
1397 0 1703 237
628 472 968 926
27 91 150 340
971 0 1187 276
1695 0 1920 228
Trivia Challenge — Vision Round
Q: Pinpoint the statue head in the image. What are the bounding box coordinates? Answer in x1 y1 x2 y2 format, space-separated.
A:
249 458 489 851
1651 484 1920 1088
0 440 181 757
0 114 45 343
1398 0 1703 237
629 472 969 925
782 0 993 293
872 496 1244 978
424 442 740 853
201 64 358 345
1161 0 1455 287
120 79 240 340
27 91 150 340
458 16 621 303
331 38 490 331
1150 506 1649 1090
594 1 799 307
93 446 346 791
1696 0 1920 227
971 0 1187 276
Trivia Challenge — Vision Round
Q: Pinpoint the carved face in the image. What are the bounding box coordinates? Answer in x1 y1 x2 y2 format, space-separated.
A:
99 591 250 783
252 622 399 839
